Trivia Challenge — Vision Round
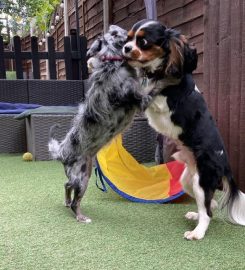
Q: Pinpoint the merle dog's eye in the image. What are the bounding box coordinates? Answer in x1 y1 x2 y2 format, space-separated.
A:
111 31 118 37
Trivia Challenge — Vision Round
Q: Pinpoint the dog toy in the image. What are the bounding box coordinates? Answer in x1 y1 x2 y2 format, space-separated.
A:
23 152 33 161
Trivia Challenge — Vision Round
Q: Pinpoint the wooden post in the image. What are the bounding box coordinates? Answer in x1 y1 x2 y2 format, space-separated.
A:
64 0 69 36
103 0 112 33
64 36 73 80
45 37 50 79
31 36 40 79
13 36 23 79
70 29 80 80
74 0 81 80
144 0 157 20
47 36 57 80
82 0 85 36
0 36 6 79
80 35 88 80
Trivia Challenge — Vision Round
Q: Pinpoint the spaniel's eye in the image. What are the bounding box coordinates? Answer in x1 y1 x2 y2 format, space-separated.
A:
137 38 148 48
142 38 148 46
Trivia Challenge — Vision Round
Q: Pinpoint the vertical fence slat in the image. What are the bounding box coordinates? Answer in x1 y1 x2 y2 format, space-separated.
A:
70 30 80 80
239 0 245 192
47 37 57 80
31 36 40 79
229 0 242 184
80 36 88 80
64 36 73 80
217 0 231 150
203 0 210 103
13 36 23 79
206 0 220 118
0 36 6 79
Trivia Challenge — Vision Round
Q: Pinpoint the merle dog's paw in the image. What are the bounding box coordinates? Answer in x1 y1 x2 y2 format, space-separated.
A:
76 214 92 224
64 200 72 208
141 95 153 111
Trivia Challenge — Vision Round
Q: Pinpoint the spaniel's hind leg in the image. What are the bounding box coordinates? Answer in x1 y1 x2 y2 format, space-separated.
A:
185 199 218 221
70 157 93 223
179 165 217 222
180 166 200 221
184 173 213 240
180 166 195 197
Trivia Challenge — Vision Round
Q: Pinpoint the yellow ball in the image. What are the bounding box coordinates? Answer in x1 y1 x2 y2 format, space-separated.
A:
23 152 33 161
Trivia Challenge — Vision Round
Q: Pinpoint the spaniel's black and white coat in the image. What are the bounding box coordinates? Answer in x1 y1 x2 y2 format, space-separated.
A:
123 19 245 240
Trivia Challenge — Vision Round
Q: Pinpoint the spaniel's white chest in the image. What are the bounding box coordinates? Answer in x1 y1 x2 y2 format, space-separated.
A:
145 95 183 140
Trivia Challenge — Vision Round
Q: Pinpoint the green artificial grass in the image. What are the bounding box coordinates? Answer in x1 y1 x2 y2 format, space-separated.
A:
0 154 244 270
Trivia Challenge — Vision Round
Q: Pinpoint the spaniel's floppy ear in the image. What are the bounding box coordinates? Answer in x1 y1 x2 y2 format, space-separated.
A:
163 30 197 77
163 29 185 78
86 37 102 59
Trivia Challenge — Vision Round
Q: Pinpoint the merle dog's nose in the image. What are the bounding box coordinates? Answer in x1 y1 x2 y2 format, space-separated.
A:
124 45 132 53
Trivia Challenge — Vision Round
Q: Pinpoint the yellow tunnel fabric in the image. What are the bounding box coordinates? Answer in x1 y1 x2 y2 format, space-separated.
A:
96 135 184 202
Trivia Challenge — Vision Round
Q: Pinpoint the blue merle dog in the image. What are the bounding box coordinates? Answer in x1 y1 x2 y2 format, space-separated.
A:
48 25 153 223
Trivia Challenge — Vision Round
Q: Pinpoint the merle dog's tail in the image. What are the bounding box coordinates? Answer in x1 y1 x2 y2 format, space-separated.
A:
48 124 62 160
220 173 245 226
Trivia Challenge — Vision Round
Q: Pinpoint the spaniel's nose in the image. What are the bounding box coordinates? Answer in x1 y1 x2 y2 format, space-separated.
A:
124 45 132 53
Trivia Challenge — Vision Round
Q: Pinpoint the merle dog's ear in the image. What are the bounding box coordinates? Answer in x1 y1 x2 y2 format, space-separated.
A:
86 37 102 59
183 45 198 73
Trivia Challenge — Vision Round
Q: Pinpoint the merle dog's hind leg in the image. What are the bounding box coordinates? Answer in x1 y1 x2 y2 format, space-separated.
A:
64 180 72 207
70 157 93 223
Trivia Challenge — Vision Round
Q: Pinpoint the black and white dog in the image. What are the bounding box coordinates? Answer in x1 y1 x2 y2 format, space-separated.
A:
48 25 152 223
123 19 245 240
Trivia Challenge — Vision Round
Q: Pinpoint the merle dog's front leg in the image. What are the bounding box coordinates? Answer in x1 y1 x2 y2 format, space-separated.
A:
140 93 154 111
140 85 165 111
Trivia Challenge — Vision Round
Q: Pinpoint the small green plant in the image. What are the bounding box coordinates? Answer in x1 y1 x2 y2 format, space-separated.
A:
6 71 16 80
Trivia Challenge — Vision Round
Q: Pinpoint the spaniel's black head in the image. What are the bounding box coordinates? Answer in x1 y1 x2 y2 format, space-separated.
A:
123 19 197 78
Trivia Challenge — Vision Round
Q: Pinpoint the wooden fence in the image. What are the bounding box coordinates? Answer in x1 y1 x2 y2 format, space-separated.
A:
203 0 245 192
0 31 88 80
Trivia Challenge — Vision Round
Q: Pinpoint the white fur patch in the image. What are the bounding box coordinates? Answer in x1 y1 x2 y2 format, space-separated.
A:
220 180 245 226
230 191 245 225
195 85 200 92
48 139 60 160
215 150 224 156
185 212 199 220
87 57 100 72
145 95 182 140
142 58 163 73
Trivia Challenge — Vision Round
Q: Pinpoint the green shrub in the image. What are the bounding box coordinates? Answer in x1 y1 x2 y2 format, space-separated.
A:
6 71 16 80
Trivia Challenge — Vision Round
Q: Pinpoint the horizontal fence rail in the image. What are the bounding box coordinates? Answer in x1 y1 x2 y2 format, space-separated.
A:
0 33 88 80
